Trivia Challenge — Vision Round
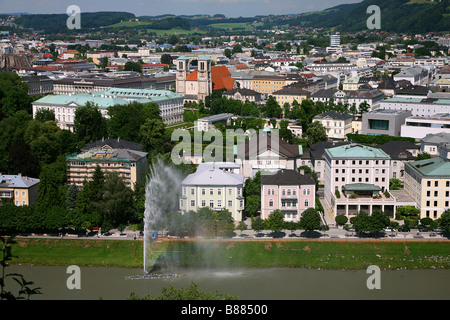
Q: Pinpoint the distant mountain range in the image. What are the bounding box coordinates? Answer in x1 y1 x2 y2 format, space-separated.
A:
2 0 449 35
279 0 450 33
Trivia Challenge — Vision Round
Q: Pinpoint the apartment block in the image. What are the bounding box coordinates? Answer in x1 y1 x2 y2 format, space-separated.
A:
66 139 148 190
404 156 450 219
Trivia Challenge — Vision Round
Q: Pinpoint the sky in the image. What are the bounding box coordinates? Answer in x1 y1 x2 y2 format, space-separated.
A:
1 0 363 18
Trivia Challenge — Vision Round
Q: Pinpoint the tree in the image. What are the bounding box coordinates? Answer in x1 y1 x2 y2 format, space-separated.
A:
123 61 142 73
335 215 348 227
306 121 327 145
370 210 390 233
0 111 33 174
439 209 450 234
224 48 232 59
236 220 247 235
415 152 431 161
261 96 282 118
1 236 42 300
139 118 166 153
35 109 55 122
95 172 134 229
251 216 265 235
358 102 370 116
214 209 235 237
298 208 322 236
0 71 33 117
266 210 284 236
389 178 402 190
351 211 372 235
74 103 107 144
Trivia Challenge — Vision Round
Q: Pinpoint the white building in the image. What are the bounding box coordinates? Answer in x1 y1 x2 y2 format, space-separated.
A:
376 97 450 118
32 88 184 131
401 113 450 139
179 163 245 221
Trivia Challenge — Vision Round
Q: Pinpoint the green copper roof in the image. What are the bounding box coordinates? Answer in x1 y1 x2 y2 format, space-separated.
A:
325 143 390 159
406 157 450 177
342 183 382 191
33 88 182 108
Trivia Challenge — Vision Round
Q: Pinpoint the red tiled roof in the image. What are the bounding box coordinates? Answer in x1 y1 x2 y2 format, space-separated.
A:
184 65 234 91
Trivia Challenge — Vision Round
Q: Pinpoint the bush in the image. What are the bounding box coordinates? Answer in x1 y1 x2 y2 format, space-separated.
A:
335 215 348 226
335 190 340 198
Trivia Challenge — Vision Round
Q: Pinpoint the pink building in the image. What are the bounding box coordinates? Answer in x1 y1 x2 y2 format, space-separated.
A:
260 169 316 222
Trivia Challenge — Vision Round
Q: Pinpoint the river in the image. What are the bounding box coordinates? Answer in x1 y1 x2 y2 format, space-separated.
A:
6 265 449 300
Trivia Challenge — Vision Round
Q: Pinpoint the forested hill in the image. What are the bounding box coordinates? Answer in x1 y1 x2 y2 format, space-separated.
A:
13 12 135 33
280 0 450 33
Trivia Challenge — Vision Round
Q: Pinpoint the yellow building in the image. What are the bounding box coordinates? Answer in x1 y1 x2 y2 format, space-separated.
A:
0 174 40 206
272 85 311 107
66 139 148 191
251 75 286 95
404 156 450 219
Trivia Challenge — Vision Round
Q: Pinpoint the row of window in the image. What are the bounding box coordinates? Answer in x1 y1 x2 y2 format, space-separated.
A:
425 180 450 188
266 188 311 196
335 177 386 183
333 160 387 165
181 199 244 209
183 187 242 196
426 190 450 197
335 168 387 174
268 199 310 207
425 200 449 207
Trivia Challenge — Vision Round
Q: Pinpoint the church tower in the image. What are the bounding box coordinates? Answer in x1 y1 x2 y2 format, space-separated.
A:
197 56 212 101
176 56 189 97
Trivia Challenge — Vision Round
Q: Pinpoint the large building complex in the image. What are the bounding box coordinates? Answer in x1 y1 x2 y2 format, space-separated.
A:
32 87 184 131
66 139 148 190
323 143 415 218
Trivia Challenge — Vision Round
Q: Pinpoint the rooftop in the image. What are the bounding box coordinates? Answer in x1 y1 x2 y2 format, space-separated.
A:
406 156 450 177
0 175 40 189
326 143 391 159
260 169 315 186
182 164 244 186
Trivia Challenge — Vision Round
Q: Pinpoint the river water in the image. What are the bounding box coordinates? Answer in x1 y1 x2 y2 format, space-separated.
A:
6 265 449 300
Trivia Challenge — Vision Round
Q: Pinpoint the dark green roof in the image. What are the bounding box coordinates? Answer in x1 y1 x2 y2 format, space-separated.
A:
342 183 382 191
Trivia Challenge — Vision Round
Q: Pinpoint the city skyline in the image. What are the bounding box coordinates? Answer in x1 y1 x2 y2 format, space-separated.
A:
1 0 363 18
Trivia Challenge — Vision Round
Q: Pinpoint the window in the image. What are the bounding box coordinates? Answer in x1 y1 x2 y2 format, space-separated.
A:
191 189 195 195
201 200 206 207
304 199 309 207
269 199 273 207
218 189 222 196
369 119 389 130
209 200 214 208
202 189 205 195
228 200 232 207
190 200 195 207
210 189 214 195
217 200 222 207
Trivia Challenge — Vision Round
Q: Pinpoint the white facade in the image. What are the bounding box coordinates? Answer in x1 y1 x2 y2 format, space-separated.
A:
401 114 450 139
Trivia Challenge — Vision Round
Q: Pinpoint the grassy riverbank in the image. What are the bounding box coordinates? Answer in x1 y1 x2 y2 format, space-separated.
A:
9 238 450 270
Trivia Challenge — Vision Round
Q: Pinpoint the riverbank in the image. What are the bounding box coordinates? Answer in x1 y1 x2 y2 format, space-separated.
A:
8 237 450 270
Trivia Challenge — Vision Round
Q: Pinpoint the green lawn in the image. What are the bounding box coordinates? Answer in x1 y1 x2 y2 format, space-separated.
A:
9 238 450 270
